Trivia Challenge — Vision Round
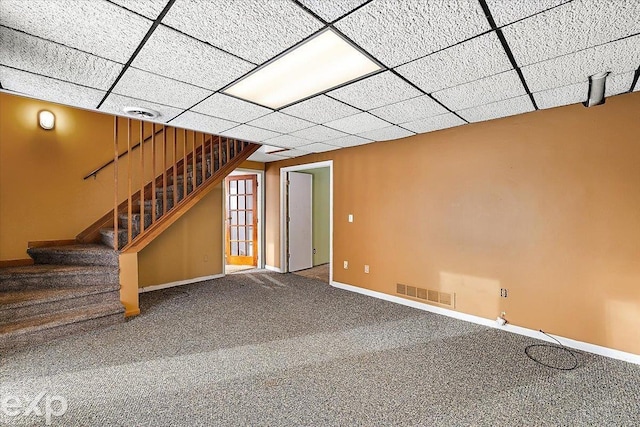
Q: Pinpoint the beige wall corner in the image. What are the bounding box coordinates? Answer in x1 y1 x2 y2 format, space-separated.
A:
119 252 140 317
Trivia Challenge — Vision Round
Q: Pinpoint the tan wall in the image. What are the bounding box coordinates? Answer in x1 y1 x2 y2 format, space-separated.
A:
265 92 640 355
138 184 223 287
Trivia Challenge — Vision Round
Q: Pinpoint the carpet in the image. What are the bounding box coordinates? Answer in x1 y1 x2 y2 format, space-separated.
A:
1 271 638 426
292 263 329 283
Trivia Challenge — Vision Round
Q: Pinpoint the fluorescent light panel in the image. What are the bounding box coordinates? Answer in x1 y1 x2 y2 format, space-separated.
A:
223 28 382 109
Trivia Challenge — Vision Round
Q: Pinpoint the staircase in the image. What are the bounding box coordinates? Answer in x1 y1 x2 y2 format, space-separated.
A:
0 244 123 350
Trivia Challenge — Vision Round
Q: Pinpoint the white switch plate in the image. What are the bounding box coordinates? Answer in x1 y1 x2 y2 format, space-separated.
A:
348 214 353 222
364 265 369 273
344 261 348 269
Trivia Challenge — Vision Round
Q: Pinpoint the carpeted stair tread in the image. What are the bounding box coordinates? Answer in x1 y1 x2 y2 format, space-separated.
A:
0 264 118 290
28 243 118 266
0 284 119 310
0 301 124 336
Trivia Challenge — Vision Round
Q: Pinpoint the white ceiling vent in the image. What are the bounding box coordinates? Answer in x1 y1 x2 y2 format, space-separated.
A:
122 106 160 119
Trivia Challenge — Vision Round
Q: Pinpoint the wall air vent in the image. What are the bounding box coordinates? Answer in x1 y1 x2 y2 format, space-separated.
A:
396 283 455 308
122 106 160 119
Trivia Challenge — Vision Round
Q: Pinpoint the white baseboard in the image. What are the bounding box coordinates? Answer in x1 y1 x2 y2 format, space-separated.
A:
264 265 282 273
139 274 225 293
331 281 640 366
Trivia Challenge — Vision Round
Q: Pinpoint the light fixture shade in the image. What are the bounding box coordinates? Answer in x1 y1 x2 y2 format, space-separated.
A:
223 28 382 109
39 110 55 129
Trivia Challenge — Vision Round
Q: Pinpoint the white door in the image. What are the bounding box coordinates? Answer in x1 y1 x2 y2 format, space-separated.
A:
287 171 313 272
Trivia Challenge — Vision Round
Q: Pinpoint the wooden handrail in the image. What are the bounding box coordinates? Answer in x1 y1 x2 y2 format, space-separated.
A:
83 125 165 180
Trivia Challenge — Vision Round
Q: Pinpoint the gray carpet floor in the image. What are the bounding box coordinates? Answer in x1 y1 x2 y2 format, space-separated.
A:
1 271 639 426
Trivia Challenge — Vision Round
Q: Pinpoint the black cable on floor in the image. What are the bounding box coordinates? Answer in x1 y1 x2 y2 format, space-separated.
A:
525 329 580 370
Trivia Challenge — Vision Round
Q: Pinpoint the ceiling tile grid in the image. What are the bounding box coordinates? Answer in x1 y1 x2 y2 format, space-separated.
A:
272 148 311 159
0 66 106 109
334 0 491 67
298 142 341 153
298 0 369 22
0 0 152 63
521 35 640 93
162 0 323 64
358 125 415 142
99 93 182 123
131 25 254 91
328 71 422 110
0 27 122 90
326 135 373 148
290 125 348 143
247 112 314 134
221 125 281 143
396 32 513 94
401 113 467 134
192 93 272 123
109 0 170 20
533 81 588 110
169 111 237 135
281 95 360 124
369 95 449 124
486 0 571 27
458 95 535 122
324 112 390 134
263 135 312 149
502 0 640 67
112 67 212 109
433 70 527 111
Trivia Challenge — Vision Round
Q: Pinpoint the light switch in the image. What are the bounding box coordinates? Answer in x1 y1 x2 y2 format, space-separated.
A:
344 261 348 269
348 214 353 222
364 265 369 273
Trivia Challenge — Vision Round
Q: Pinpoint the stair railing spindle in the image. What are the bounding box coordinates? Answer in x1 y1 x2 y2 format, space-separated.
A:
182 128 187 199
139 121 145 234
191 130 197 194
113 117 119 251
151 124 157 223
200 132 206 186
162 125 167 216
127 119 133 245
172 127 177 208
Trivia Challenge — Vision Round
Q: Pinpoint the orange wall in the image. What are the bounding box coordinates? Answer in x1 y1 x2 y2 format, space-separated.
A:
265 92 640 355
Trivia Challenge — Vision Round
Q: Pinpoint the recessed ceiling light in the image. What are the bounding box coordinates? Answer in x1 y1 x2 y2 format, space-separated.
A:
122 106 160 119
223 28 382 109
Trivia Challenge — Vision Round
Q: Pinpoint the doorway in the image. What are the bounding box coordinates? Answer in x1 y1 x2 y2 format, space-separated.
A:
280 161 333 283
225 169 264 274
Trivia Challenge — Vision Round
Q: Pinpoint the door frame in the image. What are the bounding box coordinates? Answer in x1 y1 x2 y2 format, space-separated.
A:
225 174 258 266
224 168 265 271
279 160 333 283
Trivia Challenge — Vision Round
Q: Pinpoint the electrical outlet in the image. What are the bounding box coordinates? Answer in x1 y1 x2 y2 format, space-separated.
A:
500 288 509 298
348 214 353 223
364 265 369 273
313 248 317 254
343 261 348 269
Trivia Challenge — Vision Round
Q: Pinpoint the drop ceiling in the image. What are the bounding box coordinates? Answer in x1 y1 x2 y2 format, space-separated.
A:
1 0 638 163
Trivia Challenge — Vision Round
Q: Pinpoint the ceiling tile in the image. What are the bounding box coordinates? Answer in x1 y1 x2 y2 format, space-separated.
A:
247 151 282 163
325 112 390 134
402 113 466 134
0 66 105 109
369 95 449 124
605 71 635 97
358 125 415 142
0 27 122 90
99 93 182 122
533 81 587 109
109 0 169 19
328 72 422 110
0 0 152 63
486 0 570 27
502 0 640 67
192 93 271 123
396 32 513 94
247 113 314 134
290 125 348 143
298 0 369 22
281 95 360 124
221 125 281 143
327 135 372 148
458 95 534 122
263 135 311 148
113 67 212 109
433 70 526 111
163 0 323 64
521 35 640 93
273 148 311 159
169 111 237 134
335 0 490 67
132 25 254 91
299 142 341 153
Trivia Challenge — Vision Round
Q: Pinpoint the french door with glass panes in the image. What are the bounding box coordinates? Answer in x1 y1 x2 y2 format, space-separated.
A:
225 175 258 266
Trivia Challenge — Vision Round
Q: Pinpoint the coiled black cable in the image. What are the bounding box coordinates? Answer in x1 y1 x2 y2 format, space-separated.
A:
525 330 580 370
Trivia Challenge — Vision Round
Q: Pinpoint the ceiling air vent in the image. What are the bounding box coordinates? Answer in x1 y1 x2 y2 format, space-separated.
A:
122 106 160 119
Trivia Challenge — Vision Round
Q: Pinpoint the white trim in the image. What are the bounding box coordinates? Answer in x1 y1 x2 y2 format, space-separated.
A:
279 160 333 280
331 280 640 365
139 274 224 293
265 265 282 273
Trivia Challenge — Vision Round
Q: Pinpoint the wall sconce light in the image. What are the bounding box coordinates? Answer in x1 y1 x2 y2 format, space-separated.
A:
39 110 55 130
584 72 609 107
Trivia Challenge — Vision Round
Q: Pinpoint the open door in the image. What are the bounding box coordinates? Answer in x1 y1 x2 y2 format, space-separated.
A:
287 171 313 272
225 175 258 266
